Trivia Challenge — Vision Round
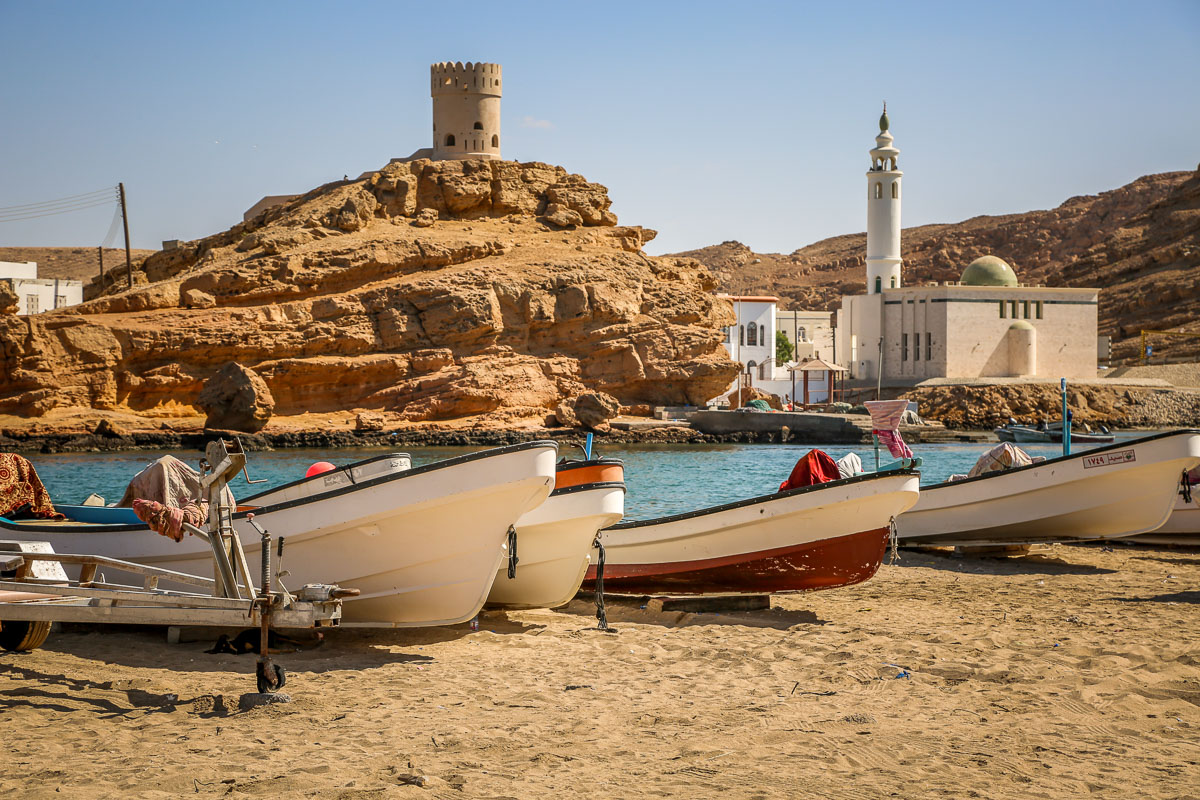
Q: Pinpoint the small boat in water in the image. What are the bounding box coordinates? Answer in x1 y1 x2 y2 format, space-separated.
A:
994 421 1115 445
896 430 1200 547
0 442 559 625
582 468 920 596
486 459 626 610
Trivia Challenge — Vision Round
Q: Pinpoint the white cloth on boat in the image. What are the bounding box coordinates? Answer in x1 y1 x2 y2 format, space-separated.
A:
966 443 1033 479
864 400 909 432
117 455 234 509
835 452 863 479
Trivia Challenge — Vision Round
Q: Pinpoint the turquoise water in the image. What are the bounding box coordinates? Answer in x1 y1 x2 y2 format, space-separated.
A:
22 436 1139 522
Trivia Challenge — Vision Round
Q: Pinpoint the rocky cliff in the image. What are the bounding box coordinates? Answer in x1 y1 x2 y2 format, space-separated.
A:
0 159 738 429
676 169 1200 360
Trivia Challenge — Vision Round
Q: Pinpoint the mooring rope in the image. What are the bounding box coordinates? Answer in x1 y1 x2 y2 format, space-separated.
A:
1183 471 1193 505
506 526 519 579
888 516 900 565
592 533 609 631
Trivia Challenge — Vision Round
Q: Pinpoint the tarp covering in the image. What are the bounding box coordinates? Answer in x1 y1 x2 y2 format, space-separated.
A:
0 453 63 520
119 455 233 541
779 449 841 492
745 399 772 412
967 443 1033 479
835 452 863 480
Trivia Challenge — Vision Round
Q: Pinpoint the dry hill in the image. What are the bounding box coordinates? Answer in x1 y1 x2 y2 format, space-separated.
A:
0 247 155 284
675 169 1200 360
0 160 738 430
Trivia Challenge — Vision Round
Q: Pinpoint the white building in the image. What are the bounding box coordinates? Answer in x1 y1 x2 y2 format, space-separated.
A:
0 261 83 315
835 108 1099 383
776 310 835 362
717 295 835 405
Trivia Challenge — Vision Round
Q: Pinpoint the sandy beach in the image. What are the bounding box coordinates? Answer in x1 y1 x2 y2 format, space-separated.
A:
2 543 1197 799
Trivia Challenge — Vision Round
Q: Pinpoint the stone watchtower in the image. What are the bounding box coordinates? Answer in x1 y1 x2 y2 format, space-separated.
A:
431 61 502 161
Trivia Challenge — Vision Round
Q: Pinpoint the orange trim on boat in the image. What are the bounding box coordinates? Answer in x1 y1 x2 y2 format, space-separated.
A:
555 463 624 489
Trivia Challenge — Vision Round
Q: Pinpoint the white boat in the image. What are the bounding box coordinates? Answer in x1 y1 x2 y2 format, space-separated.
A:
896 430 1200 547
1119 480 1200 546
485 459 626 610
0 441 558 626
582 469 921 596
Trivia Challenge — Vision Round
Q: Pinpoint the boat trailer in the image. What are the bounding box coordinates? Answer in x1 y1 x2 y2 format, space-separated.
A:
0 439 358 693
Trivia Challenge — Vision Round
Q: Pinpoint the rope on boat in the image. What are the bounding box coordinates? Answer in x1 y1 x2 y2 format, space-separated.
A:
888 516 900 565
506 526 519 579
592 533 610 631
1183 470 1194 505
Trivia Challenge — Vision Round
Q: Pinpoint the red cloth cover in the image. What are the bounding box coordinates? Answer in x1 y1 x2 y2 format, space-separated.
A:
778 449 841 492
0 453 64 520
132 498 206 542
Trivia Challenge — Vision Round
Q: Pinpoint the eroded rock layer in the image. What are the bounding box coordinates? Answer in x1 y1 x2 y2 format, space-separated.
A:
0 160 738 426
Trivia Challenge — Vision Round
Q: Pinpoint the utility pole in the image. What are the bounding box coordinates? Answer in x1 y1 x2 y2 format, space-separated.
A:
119 182 132 290
875 336 884 400
97 246 104 284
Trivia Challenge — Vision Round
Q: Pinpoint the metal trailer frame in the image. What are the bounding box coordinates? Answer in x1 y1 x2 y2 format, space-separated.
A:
0 438 358 693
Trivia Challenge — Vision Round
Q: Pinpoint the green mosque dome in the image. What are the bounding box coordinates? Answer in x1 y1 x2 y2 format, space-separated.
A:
961 255 1018 287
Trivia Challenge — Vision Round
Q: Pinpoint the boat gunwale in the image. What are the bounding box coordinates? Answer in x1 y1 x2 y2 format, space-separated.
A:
549 480 626 498
605 468 919 530
554 458 624 474
242 450 413 503
0 440 560 535
921 428 1200 494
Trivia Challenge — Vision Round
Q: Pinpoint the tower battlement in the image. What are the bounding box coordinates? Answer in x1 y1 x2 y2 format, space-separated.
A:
430 61 503 161
430 61 502 98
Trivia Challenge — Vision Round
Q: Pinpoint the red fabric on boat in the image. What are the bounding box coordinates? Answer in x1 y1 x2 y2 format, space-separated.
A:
778 449 841 492
132 498 206 542
0 453 64 520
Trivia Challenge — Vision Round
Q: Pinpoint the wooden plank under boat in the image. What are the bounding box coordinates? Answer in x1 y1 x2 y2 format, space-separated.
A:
486 459 626 610
581 469 920 596
896 430 1200 547
0 441 558 626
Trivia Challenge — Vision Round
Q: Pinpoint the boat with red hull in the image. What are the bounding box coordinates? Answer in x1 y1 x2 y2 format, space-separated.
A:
583 469 920 596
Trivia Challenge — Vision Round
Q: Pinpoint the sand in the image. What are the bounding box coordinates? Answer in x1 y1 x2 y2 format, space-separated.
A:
2 543 1198 799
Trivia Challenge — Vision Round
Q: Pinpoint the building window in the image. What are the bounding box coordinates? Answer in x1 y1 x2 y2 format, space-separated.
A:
915 334 921 361
799 326 806 342
1036 301 1043 319
739 325 745 346
1010 300 1018 318
874 182 882 199
747 321 758 347
26 295 38 314
890 276 896 288
1023 300 1030 319
491 134 499 147
891 182 899 199
875 276 882 294
473 122 483 130
746 360 757 376
55 295 66 308
999 301 1006 318
902 333 908 361
445 134 456 146
926 336 932 361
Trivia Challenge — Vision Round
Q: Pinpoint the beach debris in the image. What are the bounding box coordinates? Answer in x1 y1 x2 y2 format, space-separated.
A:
564 684 593 691
842 713 875 724
237 692 291 711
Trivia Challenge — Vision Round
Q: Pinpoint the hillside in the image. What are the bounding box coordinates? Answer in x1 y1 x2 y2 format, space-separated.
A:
675 169 1200 360
0 159 738 431
0 246 155 284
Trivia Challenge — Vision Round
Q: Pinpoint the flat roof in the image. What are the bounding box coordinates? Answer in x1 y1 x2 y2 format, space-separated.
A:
715 294 779 303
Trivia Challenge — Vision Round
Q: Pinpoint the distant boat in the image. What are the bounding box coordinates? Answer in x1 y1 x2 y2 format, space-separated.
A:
896 430 1200 547
1 442 558 626
995 421 1115 445
1118 470 1200 546
486 459 626 610
582 469 920 596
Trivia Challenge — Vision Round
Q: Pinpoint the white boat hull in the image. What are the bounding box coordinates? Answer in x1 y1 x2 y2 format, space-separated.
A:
1119 492 1200 546
1 443 558 626
485 483 626 610
897 431 1200 546
585 471 921 596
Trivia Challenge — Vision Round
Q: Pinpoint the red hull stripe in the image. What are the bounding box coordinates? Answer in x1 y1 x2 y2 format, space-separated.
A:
582 527 889 595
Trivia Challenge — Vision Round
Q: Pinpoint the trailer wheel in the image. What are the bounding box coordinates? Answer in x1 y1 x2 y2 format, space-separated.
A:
0 620 52 651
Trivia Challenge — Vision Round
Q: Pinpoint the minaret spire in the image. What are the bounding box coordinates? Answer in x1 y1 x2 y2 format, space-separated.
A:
865 107 902 294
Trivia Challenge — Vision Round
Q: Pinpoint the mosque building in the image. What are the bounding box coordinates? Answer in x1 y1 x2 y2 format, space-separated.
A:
834 108 1100 384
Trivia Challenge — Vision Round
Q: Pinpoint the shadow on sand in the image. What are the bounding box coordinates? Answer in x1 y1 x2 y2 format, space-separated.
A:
553 596 829 630
900 549 1118 577
1110 590 1200 605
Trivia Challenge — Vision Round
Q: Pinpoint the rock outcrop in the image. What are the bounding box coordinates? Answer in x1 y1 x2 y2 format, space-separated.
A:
676 169 1200 360
196 362 275 433
0 160 738 428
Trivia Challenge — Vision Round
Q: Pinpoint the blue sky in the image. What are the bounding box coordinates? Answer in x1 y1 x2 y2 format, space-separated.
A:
1 0 1197 257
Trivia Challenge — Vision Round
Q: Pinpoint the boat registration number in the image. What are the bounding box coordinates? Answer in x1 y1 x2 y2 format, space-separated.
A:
1082 449 1136 469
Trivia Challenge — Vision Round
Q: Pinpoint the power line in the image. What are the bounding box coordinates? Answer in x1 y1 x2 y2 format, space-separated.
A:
0 186 117 212
0 197 117 223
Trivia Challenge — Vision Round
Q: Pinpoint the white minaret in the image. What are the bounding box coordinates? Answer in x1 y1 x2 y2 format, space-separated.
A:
866 104 902 294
